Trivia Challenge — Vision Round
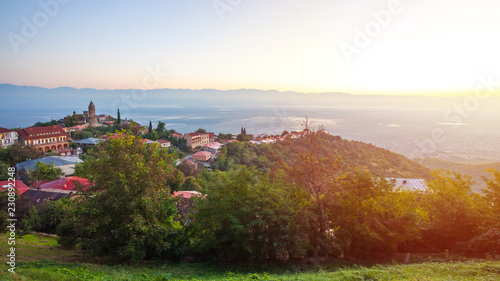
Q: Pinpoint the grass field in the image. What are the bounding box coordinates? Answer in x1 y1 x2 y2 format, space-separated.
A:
1 234 500 280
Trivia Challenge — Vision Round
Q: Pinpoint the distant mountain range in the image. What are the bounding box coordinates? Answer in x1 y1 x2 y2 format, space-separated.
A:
3 83 500 113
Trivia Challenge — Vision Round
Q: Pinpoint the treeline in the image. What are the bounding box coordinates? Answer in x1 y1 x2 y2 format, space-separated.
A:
4 130 500 264
214 132 431 179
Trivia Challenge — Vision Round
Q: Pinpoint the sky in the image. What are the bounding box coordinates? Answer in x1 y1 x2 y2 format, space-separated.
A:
1 0 500 96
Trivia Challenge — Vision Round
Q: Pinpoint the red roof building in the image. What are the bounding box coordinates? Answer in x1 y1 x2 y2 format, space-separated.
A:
39 176 91 191
17 125 69 153
173 191 203 199
0 180 30 195
157 139 171 148
192 151 212 162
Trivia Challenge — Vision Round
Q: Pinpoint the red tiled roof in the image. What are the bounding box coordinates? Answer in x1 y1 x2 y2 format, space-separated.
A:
173 191 203 199
17 125 68 141
173 133 182 138
193 151 211 157
39 176 91 191
0 180 30 195
157 139 170 144
0 127 14 133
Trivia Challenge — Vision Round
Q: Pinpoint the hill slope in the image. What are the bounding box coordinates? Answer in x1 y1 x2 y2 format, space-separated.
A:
215 132 431 179
418 158 500 193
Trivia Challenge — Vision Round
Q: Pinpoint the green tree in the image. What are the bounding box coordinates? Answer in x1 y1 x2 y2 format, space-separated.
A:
236 134 249 142
156 121 166 137
117 108 121 125
148 120 153 134
327 170 421 258
23 162 64 184
195 128 207 134
0 161 10 181
58 133 184 263
194 167 310 262
6 143 43 165
421 170 485 250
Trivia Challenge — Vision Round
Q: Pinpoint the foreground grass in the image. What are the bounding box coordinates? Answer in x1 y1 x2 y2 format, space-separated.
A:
1 234 500 280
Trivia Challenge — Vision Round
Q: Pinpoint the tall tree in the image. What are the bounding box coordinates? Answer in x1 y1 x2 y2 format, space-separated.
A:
194 167 310 262
156 121 166 137
483 169 500 227
117 108 121 124
422 170 485 250
59 133 183 263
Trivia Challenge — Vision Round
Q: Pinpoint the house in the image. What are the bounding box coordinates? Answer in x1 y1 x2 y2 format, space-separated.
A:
16 156 83 177
157 139 171 148
192 151 212 162
39 176 91 191
97 114 109 122
21 189 71 206
102 121 114 126
202 142 223 155
172 133 182 138
184 133 212 150
173 190 203 199
74 138 101 149
0 180 30 195
386 178 427 192
173 191 203 224
0 127 18 148
208 133 217 142
17 125 70 153
58 148 81 157
67 124 88 132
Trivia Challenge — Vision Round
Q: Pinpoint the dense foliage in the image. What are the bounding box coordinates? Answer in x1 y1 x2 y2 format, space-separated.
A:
194 167 310 262
213 132 431 179
58 134 185 262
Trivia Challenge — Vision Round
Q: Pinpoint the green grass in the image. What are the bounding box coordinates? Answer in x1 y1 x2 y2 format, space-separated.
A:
1 234 500 280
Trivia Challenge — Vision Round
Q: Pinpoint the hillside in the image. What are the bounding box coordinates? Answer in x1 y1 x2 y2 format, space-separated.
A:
215 132 431 180
418 158 500 193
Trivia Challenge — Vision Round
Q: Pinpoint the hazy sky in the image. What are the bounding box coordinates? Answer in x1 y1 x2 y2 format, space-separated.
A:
1 0 500 96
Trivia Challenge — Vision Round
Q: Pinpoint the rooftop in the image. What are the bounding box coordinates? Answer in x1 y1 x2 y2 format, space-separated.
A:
386 178 427 192
17 125 68 141
0 127 15 134
0 180 30 195
16 156 83 171
39 176 91 191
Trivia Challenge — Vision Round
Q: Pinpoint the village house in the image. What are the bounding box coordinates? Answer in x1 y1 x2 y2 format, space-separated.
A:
202 142 223 155
16 156 83 177
39 176 91 191
21 189 72 207
192 151 212 162
17 125 70 153
0 127 18 148
0 180 30 195
157 139 171 148
184 132 212 150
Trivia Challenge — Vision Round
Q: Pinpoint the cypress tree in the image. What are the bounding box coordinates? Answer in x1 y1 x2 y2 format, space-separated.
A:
117 108 121 124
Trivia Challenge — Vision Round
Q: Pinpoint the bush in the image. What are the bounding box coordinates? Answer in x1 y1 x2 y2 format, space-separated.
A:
459 228 500 256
